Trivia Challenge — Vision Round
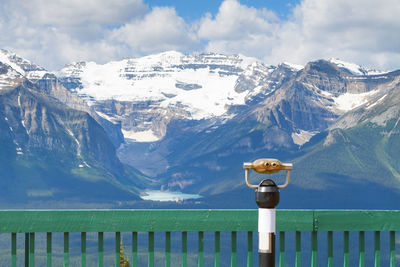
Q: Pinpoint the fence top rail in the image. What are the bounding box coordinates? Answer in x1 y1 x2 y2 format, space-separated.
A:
0 209 399 233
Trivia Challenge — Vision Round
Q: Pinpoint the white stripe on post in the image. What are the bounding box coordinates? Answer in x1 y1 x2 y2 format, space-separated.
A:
258 208 275 253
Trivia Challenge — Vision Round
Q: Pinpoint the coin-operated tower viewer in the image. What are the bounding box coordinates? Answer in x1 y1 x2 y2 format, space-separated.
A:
244 158 293 267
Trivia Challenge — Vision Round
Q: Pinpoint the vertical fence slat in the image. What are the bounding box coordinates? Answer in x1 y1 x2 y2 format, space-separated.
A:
198 231 204 267
231 231 237 267
47 232 52 267
64 232 69 267
166 232 171 267
25 233 29 267
132 232 138 267
81 232 86 267
311 231 317 267
374 231 380 267
390 231 396 267
279 232 285 267
327 231 333 267
115 232 121 267
344 231 349 267
214 231 220 267
182 231 187 267
359 231 365 267
295 231 301 267
11 233 16 267
98 232 104 267
148 232 154 267
247 231 253 267
29 232 35 267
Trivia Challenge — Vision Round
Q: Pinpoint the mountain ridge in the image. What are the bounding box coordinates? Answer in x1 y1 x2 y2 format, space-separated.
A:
2 48 400 208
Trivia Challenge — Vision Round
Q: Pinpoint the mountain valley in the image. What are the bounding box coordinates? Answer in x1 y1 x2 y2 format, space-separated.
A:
1 49 399 208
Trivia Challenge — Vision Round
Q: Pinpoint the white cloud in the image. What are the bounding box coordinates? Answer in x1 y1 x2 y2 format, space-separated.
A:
0 0 149 69
197 0 279 60
0 0 400 71
198 0 279 41
0 0 199 70
197 0 400 70
12 0 147 26
270 0 400 70
109 7 199 54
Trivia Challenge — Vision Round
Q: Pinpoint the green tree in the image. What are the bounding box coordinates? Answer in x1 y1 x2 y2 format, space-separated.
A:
112 240 130 267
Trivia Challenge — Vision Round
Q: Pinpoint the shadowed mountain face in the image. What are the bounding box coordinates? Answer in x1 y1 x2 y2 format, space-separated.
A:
0 58 148 207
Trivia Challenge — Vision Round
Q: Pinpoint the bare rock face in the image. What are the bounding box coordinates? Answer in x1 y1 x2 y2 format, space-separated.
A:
0 50 145 205
0 82 123 174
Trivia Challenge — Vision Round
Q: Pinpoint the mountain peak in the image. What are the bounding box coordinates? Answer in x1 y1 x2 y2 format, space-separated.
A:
281 62 304 71
328 58 385 76
0 49 47 81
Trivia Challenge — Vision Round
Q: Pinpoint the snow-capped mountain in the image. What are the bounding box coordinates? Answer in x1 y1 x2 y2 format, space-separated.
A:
57 52 393 145
58 51 263 117
57 51 277 141
3 48 400 209
0 49 47 81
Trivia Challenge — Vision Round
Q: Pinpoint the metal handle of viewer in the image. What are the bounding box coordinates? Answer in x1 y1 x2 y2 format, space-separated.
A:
244 159 293 189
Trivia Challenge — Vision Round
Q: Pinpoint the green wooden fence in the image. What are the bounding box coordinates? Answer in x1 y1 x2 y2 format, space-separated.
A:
0 209 399 266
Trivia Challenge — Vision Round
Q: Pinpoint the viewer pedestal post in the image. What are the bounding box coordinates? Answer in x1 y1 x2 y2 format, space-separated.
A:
256 179 279 267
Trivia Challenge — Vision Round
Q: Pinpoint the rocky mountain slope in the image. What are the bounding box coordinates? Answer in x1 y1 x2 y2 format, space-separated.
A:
53 51 400 208
0 50 149 207
2 48 399 208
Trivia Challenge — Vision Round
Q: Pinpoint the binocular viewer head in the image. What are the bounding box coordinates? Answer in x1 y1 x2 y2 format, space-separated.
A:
243 158 292 174
244 158 293 189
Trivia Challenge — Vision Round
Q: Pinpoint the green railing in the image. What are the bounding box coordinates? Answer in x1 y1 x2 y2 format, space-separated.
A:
0 209 399 266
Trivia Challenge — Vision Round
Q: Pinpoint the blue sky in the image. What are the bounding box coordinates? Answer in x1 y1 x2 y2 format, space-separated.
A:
146 0 300 20
0 0 399 71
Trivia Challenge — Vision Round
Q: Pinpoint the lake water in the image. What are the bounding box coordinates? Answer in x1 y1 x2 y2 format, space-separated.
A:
140 190 202 202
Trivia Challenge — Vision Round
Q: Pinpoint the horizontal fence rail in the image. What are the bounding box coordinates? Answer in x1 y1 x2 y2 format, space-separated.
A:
0 209 398 266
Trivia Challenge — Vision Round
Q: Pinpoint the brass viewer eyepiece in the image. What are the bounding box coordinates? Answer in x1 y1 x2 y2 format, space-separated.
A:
243 158 293 189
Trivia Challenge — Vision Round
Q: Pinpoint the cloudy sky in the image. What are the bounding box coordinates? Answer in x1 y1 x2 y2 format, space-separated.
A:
1 0 399 71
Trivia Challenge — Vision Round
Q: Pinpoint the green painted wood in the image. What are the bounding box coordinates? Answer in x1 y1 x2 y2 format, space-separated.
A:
132 232 137 267
247 231 253 267
214 231 220 267
2 209 399 232
166 232 171 267
115 232 121 267
359 231 365 267
198 231 204 267
344 231 349 267
279 232 285 267
3 209 400 267
0 210 257 232
11 233 16 267
295 231 301 267
98 232 103 267
374 231 380 267
327 231 333 267
278 210 314 231
29 232 35 267
81 232 86 267
314 210 400 231
182 232 187 267
311 231 317 267
47 232 52 267
390 231 395 267
25 233 29 267
64 232 69 267
148 232 154 267
231 231 237 267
